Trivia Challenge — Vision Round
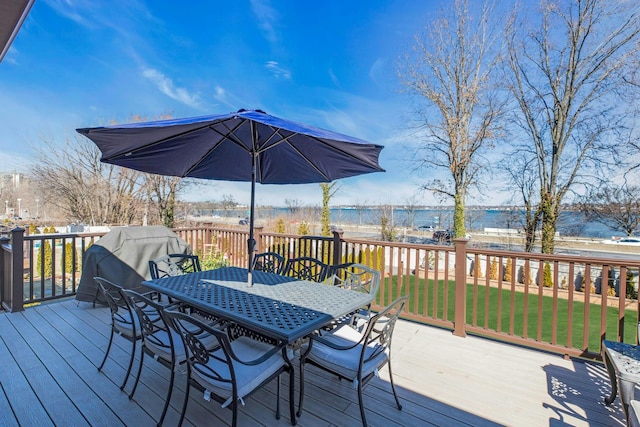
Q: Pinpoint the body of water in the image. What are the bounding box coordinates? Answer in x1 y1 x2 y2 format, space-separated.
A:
202 207 621 239
329 208 616 239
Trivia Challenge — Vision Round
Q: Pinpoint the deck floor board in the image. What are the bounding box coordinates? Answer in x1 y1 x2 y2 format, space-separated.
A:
0 299 627 426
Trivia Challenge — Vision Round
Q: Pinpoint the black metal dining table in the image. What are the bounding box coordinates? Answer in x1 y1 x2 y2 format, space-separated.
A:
141 266 375 345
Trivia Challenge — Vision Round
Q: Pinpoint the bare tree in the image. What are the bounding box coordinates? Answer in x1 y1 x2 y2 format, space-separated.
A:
145 175 184 228
502 154 541 252
351 199 369 226
398 0 507 239
465 208 486 233
403 195 421 229
578 183 640 236
505 0 640 253
31 136 145 225
221 194 238 217
285 198 302 215
378 204 397 242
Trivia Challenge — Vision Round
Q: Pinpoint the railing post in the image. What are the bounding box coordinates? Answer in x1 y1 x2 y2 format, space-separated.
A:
254 225 264 252
453 237 469 337
7 228 25 312
332 229 344 265
0 235 9 307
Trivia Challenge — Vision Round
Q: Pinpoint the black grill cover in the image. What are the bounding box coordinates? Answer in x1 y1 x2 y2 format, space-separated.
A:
76 226 191 303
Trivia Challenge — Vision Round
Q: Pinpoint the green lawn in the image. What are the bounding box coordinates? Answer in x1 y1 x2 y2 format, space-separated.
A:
380 274 639 351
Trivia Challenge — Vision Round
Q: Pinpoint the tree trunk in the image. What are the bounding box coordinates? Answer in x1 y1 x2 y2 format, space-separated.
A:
453 192 466 238
524 205 537 252
162 190 175 228
540 192 558 254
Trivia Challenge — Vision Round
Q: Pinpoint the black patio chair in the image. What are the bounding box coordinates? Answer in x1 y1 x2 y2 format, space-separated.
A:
282 256 328 282
120 289 182 425
149 253 201 279
94 277 139 391
298 295 408 427
164 309 296 427
252 251 285 275
121 289 220 426
325 262 382 327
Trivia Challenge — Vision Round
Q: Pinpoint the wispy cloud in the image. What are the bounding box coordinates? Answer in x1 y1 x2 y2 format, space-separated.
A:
328 68 340 88
211 85 237 110
43 0 93 27
265 61 291 79
250 0 279 43
369 57 387 85
3 54 18 65
142 68 201 108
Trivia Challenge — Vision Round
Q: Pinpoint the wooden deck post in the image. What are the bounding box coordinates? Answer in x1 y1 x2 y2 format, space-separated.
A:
332 229 344 265
4 228 25 312
453 237 469 337
254 225 264 252
0 235 9 308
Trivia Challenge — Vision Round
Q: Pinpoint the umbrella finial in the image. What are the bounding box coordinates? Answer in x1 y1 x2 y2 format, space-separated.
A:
236 108 267 115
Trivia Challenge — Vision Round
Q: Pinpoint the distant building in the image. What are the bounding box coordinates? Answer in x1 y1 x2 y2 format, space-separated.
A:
0 172 27 191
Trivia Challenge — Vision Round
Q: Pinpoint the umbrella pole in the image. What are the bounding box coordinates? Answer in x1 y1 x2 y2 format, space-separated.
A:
247 139 257 287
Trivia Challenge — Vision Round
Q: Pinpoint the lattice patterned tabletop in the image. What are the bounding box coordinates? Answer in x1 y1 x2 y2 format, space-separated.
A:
602 339 640 421
603 340 640 379
143 267 374 342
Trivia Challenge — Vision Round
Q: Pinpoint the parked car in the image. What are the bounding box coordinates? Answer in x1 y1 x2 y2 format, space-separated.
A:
433 229 453 242
601 237 640 246
414 224 435 232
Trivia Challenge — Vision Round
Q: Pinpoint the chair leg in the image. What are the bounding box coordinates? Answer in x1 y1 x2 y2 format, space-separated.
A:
297 345 312 418
297 359 306 417
158 361 176 426
288 364 297 425
177 367 191 427
98 328 115 372
121 336 137 390
128 347 145 399
388 361 402 410
357 378 368 427
231 401 238 427
275 374 281 420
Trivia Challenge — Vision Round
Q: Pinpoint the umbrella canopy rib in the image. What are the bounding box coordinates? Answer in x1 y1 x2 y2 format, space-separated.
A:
182 120 253 177
280 137 331 181
96 121 224 162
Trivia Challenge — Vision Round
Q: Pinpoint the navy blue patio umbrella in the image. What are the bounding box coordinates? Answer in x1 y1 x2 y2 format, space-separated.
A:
77 109 384 283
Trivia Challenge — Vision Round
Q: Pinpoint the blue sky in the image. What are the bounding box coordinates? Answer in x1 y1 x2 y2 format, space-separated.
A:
0 0 471 207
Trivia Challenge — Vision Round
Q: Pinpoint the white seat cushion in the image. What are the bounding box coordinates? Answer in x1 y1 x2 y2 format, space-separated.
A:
190 336 286 407
144 329 188 362
307 324 387 381
114 311 138 338
630 400 640 427
114 304 157 338
146 326 220 364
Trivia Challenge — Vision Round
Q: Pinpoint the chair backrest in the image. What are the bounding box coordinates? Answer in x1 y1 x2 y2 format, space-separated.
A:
326 263 381 297
252 252 285 275
94 276 136 332
121 289 175 358
282 256 328 282
149 254 201 279
164 309 236 389
359 295 408 366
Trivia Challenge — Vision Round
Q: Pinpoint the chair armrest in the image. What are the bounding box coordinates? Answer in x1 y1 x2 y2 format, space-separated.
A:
227 338 288 366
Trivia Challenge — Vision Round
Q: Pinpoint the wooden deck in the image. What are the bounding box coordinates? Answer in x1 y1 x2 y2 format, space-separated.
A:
0 298 627 426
